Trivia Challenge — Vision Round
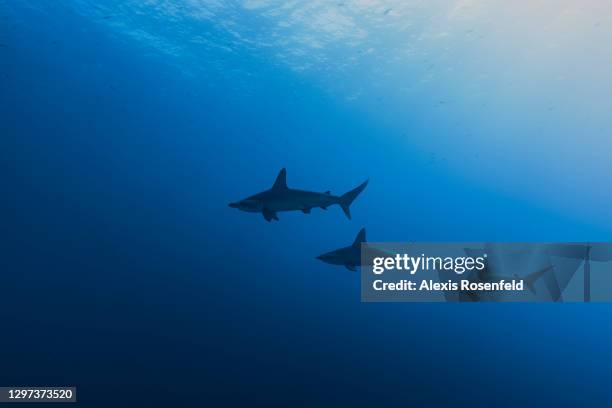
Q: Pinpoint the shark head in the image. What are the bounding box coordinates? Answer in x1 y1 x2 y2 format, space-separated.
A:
316 250 344 265
228 198 262 213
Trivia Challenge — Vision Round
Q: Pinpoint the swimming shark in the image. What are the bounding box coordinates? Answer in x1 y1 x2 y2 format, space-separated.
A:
316 228 368 271
316 228 389 271
475 264 554 294
457 265 554 302
464 247 555 294
229 168 368 222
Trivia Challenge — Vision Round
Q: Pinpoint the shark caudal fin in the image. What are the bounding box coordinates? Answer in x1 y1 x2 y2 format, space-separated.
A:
339 180 368 220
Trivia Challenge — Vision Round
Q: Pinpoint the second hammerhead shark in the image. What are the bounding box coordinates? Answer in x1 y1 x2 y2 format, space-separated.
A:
316 228 389 271
316 228 367 271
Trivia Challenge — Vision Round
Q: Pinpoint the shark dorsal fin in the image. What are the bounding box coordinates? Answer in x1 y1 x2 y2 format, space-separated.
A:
272 168 288 190
352 228 366 247
324 190 331 195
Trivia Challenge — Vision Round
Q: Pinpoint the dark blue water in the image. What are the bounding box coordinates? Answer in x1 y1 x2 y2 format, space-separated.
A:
2 1 612 406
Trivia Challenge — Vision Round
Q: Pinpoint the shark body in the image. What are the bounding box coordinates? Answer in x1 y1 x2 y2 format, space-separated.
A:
459 264 554 301
229 168 368 222
478 264 554 294
316 228 366 271
316 228 387 271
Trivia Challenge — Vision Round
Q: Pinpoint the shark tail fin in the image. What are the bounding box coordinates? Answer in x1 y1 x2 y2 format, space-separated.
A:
339 180 368 220
352 228 366 247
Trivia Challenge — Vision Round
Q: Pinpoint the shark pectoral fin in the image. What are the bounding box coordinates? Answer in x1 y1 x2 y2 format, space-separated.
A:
302 208 311 214
345 264 357 272
262 208 278 222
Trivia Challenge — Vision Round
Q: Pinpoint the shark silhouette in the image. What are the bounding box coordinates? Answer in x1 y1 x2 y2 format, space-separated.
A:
316 228 368 271
229 168 368 222
465 247 557 295
316 228 389 271
477 263 554 294
457 265 554 302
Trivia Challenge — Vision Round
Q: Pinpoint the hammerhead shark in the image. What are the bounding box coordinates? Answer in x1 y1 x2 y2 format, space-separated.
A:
229 168 368 222
456 264 554 302
480 264 554 294
316 228 388 271
316 228 368 271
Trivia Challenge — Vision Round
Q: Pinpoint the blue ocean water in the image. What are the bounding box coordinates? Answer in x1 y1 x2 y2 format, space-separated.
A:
2 1 612 406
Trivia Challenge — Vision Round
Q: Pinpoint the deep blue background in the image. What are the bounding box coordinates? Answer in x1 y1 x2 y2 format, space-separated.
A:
2 1 612 406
